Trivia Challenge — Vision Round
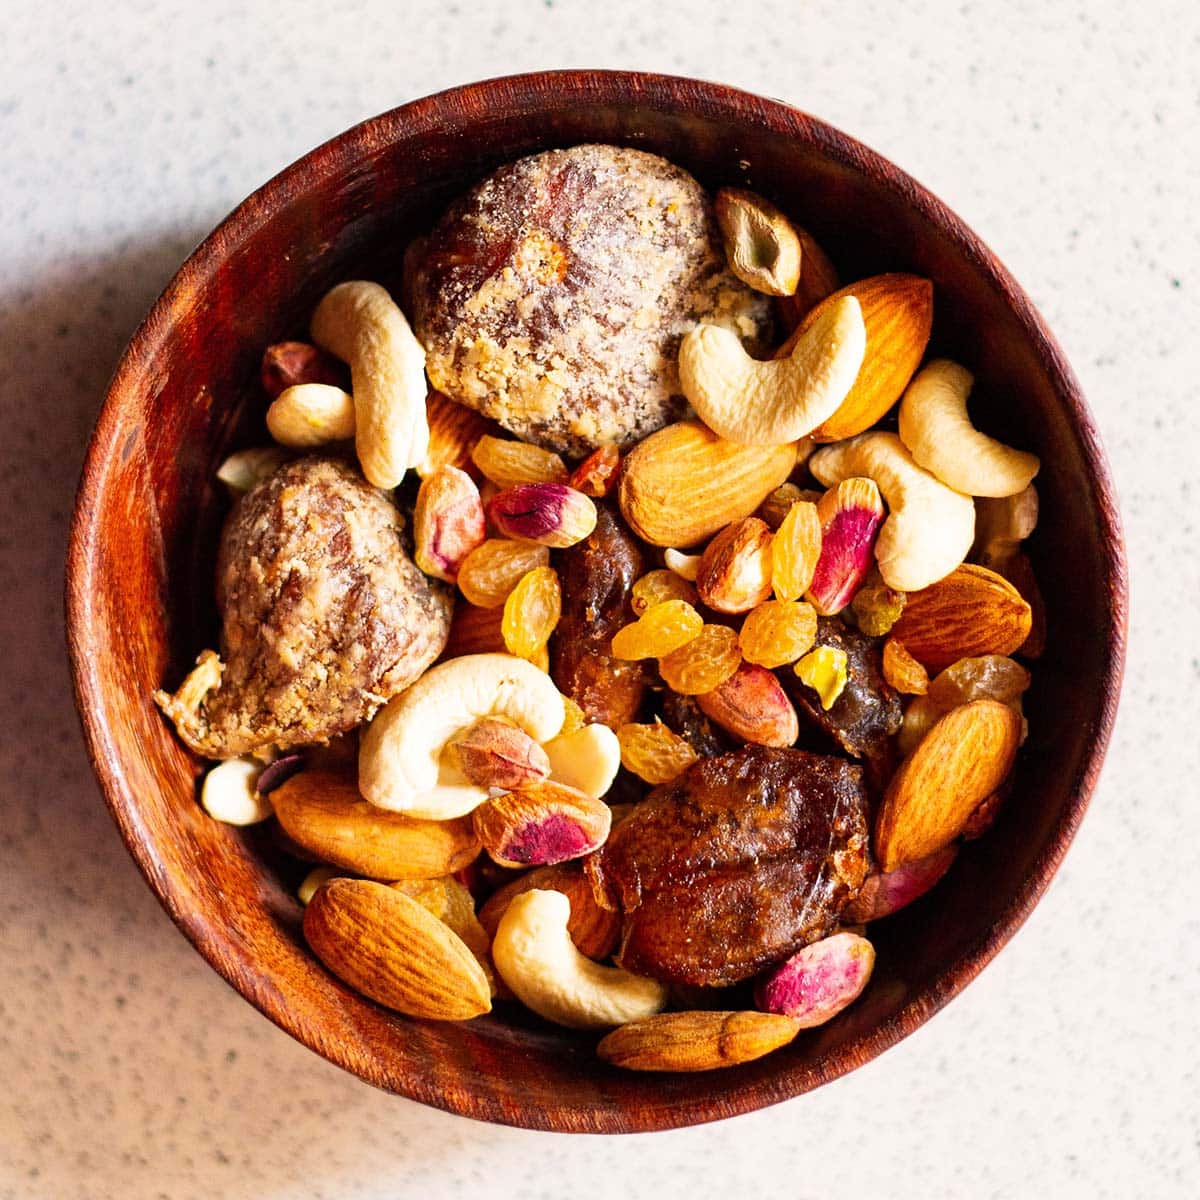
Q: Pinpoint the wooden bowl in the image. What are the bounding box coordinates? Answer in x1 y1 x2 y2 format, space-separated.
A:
65 71 1127 1132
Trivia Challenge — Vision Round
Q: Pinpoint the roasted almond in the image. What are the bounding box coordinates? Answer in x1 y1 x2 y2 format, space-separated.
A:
774 224 841 328
618 420 797 548
392 875 497 993
777 274 933 442
439 601 506 660
272 770 480 879
304 878 491 1019
596 1010 801 1072
875 699 1022 871
477 861 621 960
889 563 1033 672
418 389 496 478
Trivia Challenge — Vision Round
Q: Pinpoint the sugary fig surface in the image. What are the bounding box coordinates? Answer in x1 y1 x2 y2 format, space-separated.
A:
157 457 451 758
408 144 771 456
587 746 870 986
550 504 652 728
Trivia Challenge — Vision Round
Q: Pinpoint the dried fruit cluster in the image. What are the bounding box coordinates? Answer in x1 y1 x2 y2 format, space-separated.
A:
170 148 1046 1076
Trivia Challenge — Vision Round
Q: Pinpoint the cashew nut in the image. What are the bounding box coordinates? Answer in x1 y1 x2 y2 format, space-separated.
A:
664 548 702 581
715 187 803 297
215 446 291 494
898 359 1040 498
201 756 272 825
809 432 975 592
543 723 620 798
311 281 430 488
492 890 668 1029
266 383 356 448
358 653 565 819
678 295 866 445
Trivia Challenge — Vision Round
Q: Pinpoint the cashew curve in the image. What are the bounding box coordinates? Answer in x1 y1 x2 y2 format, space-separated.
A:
898 359 1040 498
543 723 620 798
492 890 668 1029
311 281 430 488
678 295 866 446
809 432 975 592
266 383 356 448
359 654 565 819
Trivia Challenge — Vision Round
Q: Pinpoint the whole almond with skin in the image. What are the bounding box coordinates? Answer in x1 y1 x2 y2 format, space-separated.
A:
619 420 797 548
596 1010 801 1072
777 274 933 442
272 770 480 879
439 601 506 660
392 875 497 993
477 861 621 960
889 563 1033 672
304 878 491 1019
418 389 496 478
875 699 1022 871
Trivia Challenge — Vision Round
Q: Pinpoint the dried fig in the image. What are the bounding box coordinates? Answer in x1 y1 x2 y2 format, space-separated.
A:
587 746 870 986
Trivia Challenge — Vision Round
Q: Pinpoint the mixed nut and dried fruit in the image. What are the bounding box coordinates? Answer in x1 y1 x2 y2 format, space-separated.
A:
156 143 1044 1074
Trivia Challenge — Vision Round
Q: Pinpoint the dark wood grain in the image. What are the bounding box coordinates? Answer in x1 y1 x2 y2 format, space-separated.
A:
64 70 1128 1133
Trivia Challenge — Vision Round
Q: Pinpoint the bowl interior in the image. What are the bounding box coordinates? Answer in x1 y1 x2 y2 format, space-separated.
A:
67 72 1125 1132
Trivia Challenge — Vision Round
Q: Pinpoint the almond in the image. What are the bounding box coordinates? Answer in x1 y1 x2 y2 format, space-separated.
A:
477 861 621 960
875 699 1022 871
392 875 497 993
439 601 506 660
618 420 797 548
304 878 491 1019
777 274 933 442
418 389 496 478
272 770 480 879
596 1010 801 1072
889 563 1033 672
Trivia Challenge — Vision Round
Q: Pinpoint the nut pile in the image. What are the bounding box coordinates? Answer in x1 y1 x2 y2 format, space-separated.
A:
157 144 1044 1075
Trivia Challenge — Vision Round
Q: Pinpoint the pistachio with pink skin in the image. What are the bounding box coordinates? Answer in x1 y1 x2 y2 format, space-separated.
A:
755 931 875 1026
806 477 886 615
413 465 487 583
449 717 551 791
842 843 958 923
695 662 799 747
473 780 613 869
486 483 598 548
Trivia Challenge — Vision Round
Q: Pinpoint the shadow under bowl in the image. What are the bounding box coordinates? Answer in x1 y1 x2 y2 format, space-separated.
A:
65 70 1127 1133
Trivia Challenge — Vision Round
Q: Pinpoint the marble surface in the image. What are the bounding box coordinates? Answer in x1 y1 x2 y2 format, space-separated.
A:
1 1 1196 1196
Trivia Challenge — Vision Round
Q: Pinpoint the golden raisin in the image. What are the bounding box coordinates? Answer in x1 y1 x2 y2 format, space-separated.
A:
882 637 929 695
470 435 568 490
502 566 563 661
772 500 822 602
631 569 698 616
617 722 700 784
610 599 703 661
658 624 742 695
849 578 907 636
738 600 818 669
457 538 551 608
758 482 804 530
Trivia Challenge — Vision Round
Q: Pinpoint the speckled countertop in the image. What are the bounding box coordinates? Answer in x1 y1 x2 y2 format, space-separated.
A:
1 1 1196 1196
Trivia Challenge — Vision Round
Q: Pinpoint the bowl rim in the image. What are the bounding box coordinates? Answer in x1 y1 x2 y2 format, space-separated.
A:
65 68 1128 1132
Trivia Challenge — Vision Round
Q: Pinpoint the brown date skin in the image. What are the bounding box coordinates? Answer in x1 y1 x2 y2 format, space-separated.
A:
587 746 870 987
782 616 902 784
658 691 735 759
550 503 652 728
